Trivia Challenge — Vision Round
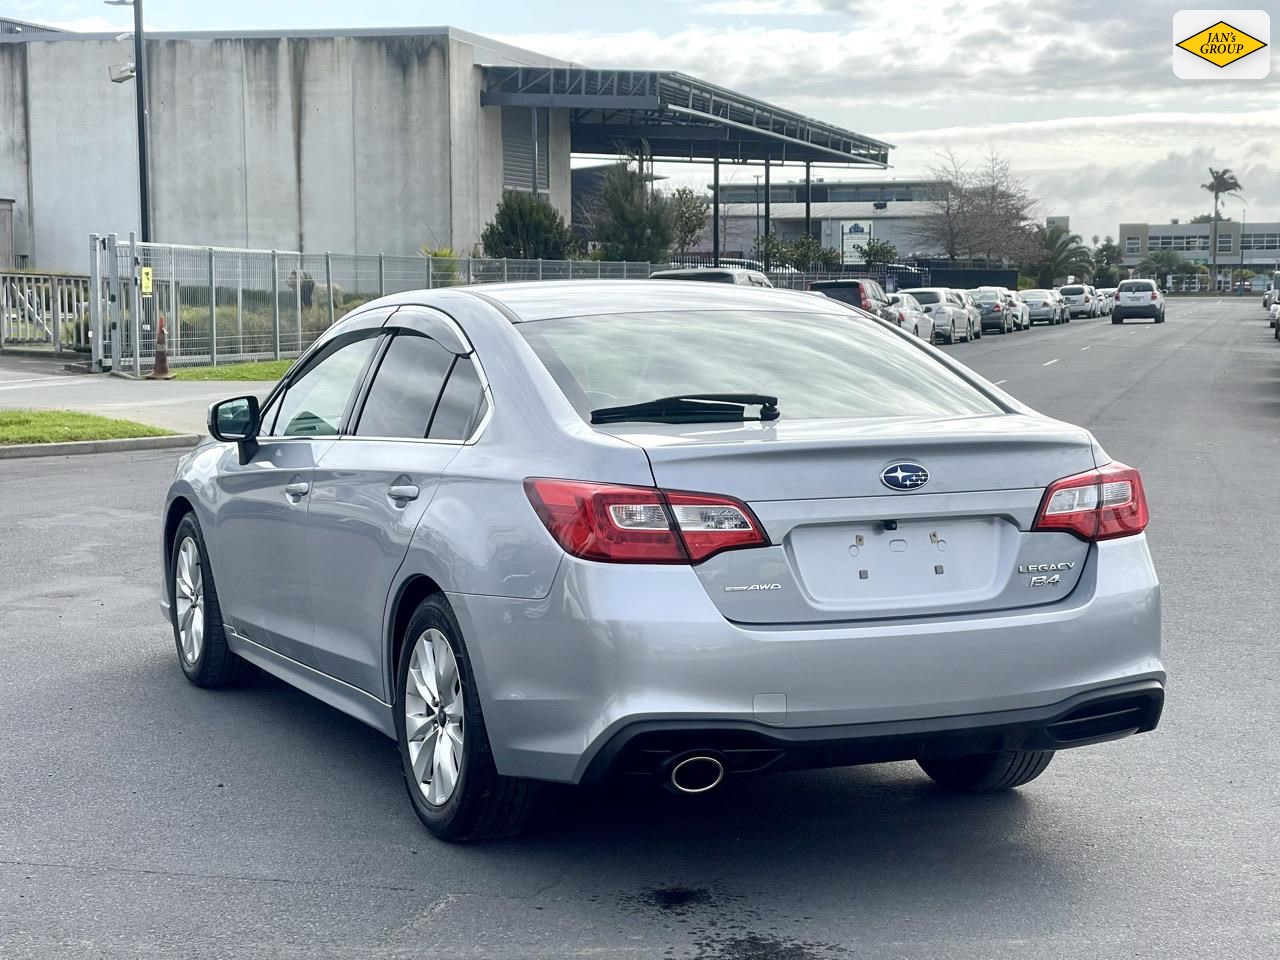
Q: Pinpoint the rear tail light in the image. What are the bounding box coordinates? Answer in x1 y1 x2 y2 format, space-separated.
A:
860 293 872 311
898 310 906 324
524 479 768 564
1033 462 1148 542
1151 291 1158 300
992 303 1002 312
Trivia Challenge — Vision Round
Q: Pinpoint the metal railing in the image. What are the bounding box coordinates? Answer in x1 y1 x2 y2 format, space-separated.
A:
90 235 655 375
0 271 93 352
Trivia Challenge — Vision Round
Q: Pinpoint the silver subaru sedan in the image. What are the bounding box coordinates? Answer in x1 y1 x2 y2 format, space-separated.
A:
161 281 1164 841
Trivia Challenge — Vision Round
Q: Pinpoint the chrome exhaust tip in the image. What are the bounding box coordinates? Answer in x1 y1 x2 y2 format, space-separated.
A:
668 754 726 794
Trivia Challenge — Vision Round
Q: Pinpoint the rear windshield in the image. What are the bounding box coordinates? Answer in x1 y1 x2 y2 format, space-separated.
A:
1118 280 1155 292
1021 290 1050 298
809 282 862 306
518 311 1002 422
971 290 999 302
1060 285 1085 295
904 290 941 304
652 271 735 283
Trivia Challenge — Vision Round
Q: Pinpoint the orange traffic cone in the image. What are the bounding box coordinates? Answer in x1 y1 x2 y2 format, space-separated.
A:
147 311 175 380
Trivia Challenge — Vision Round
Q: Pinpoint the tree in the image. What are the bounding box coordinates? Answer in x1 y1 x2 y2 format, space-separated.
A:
1137 248 1189 281
669 187 709 257
1034 224 1092 286
856 238 899 267
1189 213 1234 224
785 234 841 271
1201 167 1243 290
480 190 574 260
752 234 790 270
590 162 675 263
1091 237 1124 286
908 147 1034 263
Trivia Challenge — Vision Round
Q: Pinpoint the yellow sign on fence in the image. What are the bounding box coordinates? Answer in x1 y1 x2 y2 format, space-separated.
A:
139 266 153 296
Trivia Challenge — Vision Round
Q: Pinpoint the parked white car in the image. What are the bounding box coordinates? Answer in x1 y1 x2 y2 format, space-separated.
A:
888 292 936 342
900 287 975 344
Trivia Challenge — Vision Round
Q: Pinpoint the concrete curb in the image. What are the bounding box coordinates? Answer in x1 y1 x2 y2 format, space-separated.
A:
0 434 202 460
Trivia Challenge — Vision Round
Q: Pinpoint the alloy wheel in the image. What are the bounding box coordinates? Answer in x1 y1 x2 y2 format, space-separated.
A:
174 536 205 664
404 628 466 806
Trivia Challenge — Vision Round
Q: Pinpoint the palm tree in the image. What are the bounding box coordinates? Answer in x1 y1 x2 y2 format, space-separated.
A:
1201 167 1243 291
1035 223 1092 287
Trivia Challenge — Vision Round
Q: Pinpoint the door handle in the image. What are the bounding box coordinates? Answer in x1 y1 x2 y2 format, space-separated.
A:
284 481 310 499
387 484 420 503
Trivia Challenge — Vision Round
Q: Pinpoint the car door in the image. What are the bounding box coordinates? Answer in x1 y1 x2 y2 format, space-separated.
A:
211 316 386 664
305 307 488 697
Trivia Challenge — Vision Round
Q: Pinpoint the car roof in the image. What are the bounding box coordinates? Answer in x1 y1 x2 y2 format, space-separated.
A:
650 267 756 278
431 279 836 322
808 279 871 288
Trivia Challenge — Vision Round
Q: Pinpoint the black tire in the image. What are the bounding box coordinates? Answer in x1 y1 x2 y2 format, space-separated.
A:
1155 312 1165 324
395 594 542 841
1112 315 1123 324
169 512 245 688
943 329 955 345
918 750 1054 792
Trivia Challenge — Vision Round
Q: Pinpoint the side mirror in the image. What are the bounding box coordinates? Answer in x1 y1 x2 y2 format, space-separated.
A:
209 395 261 463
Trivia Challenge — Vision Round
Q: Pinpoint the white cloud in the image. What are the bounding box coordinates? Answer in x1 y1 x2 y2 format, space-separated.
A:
698 0 827 14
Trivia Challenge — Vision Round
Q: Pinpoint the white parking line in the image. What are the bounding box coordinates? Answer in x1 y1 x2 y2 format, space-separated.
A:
1042 358 1060 366
1080 345 1091 350
0 377 96 393
994 379 1007 385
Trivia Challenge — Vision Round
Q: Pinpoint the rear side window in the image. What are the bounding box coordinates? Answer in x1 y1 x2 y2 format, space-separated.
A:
518 310 1002 422
429 357 486 441
1118 280 1155 292
1060 285 1085 295
355 333 454 439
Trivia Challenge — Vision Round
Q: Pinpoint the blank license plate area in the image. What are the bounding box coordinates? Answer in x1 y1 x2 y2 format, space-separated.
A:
787 517 1008 610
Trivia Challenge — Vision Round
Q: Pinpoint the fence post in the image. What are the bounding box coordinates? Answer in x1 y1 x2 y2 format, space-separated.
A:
170 246 178 359
379 253 386 296
51 277 63 354
235 251 244 359
538 259 543 281
107 233 122 372
208 248 217 367
503 259 508 282
88 234 103 371
427 257 433 289
128 232 141 377
325 252 335 328
467 258 473 285
271 250 281 360
295 255 303 352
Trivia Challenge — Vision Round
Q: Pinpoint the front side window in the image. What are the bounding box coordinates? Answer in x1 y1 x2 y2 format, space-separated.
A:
268 335 379 437
518 310 1002 422
355 333 455 439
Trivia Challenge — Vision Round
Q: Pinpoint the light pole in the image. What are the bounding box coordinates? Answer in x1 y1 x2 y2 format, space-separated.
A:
753 173 763 244
1238 204 1247 295
105 0 150 242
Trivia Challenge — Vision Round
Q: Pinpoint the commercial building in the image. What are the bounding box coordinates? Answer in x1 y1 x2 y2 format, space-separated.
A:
0 26 890 272
692 178 945 261
1118 220 1280 282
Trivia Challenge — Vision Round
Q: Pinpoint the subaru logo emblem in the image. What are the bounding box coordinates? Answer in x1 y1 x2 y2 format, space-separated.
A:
880 462 929 490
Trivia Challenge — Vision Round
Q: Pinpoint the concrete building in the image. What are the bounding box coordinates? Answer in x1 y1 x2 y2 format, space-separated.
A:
0 26 890 273
692 178 945 261
1118 220 1280 283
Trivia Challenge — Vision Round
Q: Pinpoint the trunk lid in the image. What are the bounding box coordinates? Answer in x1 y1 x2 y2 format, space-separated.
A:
605 414 1097 624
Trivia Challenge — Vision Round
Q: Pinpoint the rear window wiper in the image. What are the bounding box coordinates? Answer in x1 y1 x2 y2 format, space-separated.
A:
590 393 780 425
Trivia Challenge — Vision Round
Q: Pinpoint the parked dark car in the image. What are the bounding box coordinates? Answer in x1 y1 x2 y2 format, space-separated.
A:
808 279 896 325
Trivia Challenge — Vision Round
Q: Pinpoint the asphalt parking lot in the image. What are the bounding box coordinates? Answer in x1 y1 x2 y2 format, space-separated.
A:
1 297 1277 959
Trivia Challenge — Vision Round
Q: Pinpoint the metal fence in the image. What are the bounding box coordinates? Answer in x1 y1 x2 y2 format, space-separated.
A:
1 271 93 352
91 235 655 375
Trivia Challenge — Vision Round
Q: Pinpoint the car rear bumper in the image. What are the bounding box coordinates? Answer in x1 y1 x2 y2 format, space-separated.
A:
581 679 1164 782
450 535 1164 784
1114 305 1161 318
1027 308 1055 320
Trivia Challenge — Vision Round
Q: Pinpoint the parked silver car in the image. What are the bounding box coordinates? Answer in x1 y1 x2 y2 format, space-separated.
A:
888 291 936 342
900 287 975 344
163 281 1164 841
1018 289 1065 325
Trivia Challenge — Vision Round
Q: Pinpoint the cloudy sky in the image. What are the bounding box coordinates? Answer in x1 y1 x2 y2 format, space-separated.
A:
15 0 1276 241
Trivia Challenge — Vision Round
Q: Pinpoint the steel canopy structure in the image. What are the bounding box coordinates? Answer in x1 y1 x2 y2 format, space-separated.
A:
481 67 892 265
481 67 892 167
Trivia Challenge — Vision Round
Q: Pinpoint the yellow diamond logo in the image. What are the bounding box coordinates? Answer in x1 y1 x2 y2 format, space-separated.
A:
1176 20 1267 68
